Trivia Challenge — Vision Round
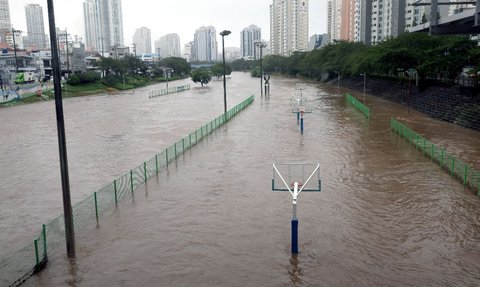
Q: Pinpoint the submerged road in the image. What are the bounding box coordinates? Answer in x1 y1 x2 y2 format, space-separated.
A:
1 72 479 286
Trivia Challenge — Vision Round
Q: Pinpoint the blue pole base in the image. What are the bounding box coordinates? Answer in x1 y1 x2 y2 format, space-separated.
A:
291 219 298 254
300 118 304 134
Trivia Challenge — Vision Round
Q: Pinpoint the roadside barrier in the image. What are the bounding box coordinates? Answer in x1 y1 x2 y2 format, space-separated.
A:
345 93 370 119
390 118 480 196
0 95 255 287
149 84 191 98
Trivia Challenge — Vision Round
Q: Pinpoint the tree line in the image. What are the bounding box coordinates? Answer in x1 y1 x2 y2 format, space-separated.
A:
232 33 480 84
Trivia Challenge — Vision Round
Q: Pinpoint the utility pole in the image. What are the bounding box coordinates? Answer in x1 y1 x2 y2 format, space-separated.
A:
65 29 70 77
11 28 20 73
47 0 76 259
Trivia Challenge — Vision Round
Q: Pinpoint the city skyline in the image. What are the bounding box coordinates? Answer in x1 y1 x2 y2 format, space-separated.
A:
8 0 327 49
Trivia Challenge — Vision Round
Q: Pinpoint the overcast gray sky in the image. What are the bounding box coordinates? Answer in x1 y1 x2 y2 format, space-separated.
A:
10 0 328 48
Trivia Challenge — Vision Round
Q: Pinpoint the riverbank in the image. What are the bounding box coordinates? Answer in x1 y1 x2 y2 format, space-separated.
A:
0 76 185 108
329 76 480 132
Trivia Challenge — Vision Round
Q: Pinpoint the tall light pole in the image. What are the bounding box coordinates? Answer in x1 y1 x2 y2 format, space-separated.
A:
47 0 76 259
11 28 21 74
255 42 267 96
220 30 231 115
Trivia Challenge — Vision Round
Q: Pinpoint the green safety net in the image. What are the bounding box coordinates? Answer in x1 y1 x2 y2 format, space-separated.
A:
148 84 191 98
345 93 370 119
0 95 254 287
390 118 480 196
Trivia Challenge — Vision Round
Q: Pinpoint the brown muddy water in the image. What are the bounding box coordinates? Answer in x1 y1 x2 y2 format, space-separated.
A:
3 72 480 286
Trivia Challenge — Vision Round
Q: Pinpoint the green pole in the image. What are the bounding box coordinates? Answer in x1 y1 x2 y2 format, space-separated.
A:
174 142 177 158
431 144 435 160
114 180 118 205
130 170 134 194
182 138 185 153
451 157 455 176
155 154 159 174
94 192 98 220
34 239 40 266
144 162 147 183
423 139 426 155
166 148 168 167
464 165 468 187
189 133 192 147
42 224 47 258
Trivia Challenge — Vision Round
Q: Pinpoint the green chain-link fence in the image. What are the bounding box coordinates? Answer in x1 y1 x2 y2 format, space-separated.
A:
390 118 480 196
149 84 191 98
0 95 254 287
345 93 370 119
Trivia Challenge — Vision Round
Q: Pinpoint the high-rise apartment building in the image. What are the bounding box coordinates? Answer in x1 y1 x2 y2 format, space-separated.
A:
449 0 475 15
83 0 98 52
0 0 11 42
25 4 46 50
83 0 124 53
133 27 151 55
370 0 405 44
340 0 356 41
193 26 217 62
240 25 261 60
156 33 181 58
327 0 341 42
270 0 309 56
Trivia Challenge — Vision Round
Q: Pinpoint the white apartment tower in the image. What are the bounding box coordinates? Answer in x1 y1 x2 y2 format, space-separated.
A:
270 0 309 56
0 0 11 42
193 26 217 62
25 4 46 50
370 0 405 44
83 0 98 52
240 25 261 60
156 33 181 58
327 0 341 43
449 0 475 15
83 0 124 53
133 27 151 54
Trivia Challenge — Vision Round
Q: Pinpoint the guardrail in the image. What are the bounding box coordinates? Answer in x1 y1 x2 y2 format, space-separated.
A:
345 93 370 119
390 118 480 196
0 95 255 287
149 84 191 98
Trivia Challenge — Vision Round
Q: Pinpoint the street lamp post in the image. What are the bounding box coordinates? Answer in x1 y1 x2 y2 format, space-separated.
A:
255 42 267 97
220 30 231 115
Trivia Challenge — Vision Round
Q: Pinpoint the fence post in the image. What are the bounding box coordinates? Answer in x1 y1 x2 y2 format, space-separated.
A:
144 162 147 183
42 224 47 258
94 192 99 220
189 133 192 147
182 138 185 153
114 179 118 205
464 165 468 187
34 239 40 266
166 148 169 167
155 154 159 174
130 170 134 194
174 142 177 158
451 157 455 176
422 139 426 155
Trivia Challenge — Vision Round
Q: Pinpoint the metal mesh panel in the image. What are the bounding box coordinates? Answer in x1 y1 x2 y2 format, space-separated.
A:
345 93 370 119
149 84 191 98
391 118 479 196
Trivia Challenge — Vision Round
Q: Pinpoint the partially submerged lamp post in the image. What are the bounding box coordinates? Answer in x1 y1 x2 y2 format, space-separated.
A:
47 0 76 258
220 30 231 115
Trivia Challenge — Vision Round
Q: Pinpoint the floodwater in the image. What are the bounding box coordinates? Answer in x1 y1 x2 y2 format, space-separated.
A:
2 72 480 286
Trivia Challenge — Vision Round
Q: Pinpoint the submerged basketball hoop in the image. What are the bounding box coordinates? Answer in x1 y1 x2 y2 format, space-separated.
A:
291 93 312 134
272 163 321 254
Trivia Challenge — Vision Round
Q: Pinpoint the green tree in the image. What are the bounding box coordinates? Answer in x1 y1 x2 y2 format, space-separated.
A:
191 68 212 87
210 63 232 79
159 57 191 76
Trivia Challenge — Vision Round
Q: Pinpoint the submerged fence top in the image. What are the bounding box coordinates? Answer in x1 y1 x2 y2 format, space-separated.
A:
391 117 480 196
0 96 254 287
345 93 370 119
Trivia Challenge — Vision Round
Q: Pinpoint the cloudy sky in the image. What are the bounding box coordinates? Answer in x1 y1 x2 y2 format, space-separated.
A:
10 0 328 48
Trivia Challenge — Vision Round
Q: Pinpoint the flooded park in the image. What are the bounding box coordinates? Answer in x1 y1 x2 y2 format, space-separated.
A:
1 72 480 286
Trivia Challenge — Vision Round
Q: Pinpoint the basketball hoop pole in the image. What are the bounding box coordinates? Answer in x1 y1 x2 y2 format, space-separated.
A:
272 163 320 254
